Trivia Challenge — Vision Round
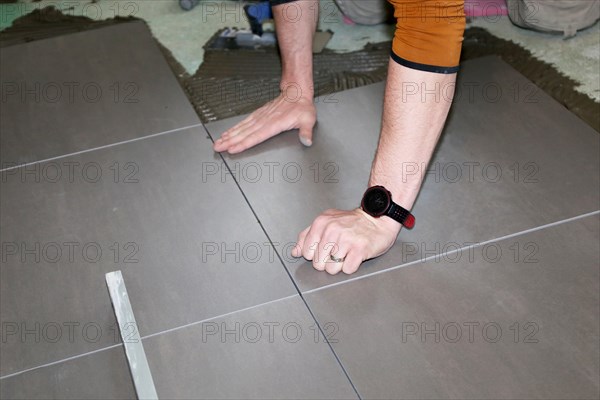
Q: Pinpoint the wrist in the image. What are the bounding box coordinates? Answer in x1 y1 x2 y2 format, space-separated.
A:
280 80 314 101
361 184 416 229
357 208 402 236
368 179 418 211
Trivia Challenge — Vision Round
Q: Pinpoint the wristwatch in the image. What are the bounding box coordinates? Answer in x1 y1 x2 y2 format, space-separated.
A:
361 185 415 229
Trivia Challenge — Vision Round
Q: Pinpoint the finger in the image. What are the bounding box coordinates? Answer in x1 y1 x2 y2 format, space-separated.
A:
224 100 276 137
214 129 250 152
325 258 343 275
324 252 344 275
301 216 328 261
214 136 240 152
227 112 300 153
298 123 314 147
301 228 323 262
302 232 320 263
228 125 277 154
218 121 260 146
313 235 340 272
221 100 278 141
219 124 264 152
220 115 259 140
292 226 310 258
324 241 349 275
341 250 364 275
221 122 248 140
213 136 226 151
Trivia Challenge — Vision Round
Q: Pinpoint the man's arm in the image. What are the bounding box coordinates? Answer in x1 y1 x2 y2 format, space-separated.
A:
213 0 318 154
292 0 465 274
291 61 456 274
369 62 456 212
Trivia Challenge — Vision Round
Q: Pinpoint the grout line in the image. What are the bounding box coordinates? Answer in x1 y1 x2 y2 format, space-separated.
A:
2 209 595 387
0 343 123 381
0 123 206 172
140 294 300 340
212 145 363 399
0 294 299 381
303 209 600 295
6 123 593 396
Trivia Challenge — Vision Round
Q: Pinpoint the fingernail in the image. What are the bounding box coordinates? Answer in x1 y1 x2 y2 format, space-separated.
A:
300 137 312 147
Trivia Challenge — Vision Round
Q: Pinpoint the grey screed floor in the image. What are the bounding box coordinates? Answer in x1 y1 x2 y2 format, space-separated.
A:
0 21 598 399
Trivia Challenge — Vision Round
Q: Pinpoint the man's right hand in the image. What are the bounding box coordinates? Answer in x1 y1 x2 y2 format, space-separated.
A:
213 93 317 154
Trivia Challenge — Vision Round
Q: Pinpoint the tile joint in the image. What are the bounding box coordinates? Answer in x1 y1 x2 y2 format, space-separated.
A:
304 209 600 295
0 122 206 172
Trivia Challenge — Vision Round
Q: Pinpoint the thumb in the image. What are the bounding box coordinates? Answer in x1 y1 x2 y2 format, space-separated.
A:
298 124 314 147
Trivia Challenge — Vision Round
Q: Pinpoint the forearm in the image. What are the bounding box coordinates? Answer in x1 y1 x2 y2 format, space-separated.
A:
214 1 319 153
369 60 457 210
272 0 318 99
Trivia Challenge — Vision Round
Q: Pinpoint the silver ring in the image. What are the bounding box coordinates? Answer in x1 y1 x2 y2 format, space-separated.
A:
330 254 346 263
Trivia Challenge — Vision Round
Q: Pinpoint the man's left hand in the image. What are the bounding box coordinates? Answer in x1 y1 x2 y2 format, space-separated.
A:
292 208 402 275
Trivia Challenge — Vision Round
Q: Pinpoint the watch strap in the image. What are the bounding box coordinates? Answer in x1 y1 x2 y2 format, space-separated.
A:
387 202 416 229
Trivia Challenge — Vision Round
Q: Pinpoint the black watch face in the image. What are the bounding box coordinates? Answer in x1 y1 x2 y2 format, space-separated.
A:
363 188 390 216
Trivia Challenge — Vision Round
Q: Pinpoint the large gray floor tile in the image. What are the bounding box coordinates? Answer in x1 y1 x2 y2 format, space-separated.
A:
0 21 200 167
205 56 600 291
305 215 600 399
0 346 135 399
144 295 357 399
0 296 357 400
0 126 296 376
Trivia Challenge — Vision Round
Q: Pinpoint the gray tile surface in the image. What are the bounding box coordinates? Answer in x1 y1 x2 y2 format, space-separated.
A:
306 215 600 399
1 296 358 400
0 346 136 399
0 21 200 167
0 125 296 376
2 36 599 400
145 295 358 399
205 56 600 292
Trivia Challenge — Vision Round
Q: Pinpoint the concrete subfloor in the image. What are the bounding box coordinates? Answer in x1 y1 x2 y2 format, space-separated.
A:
2 0 599 101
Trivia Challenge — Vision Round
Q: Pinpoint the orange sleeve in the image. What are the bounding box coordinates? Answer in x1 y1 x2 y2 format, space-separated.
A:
388 0 466 73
